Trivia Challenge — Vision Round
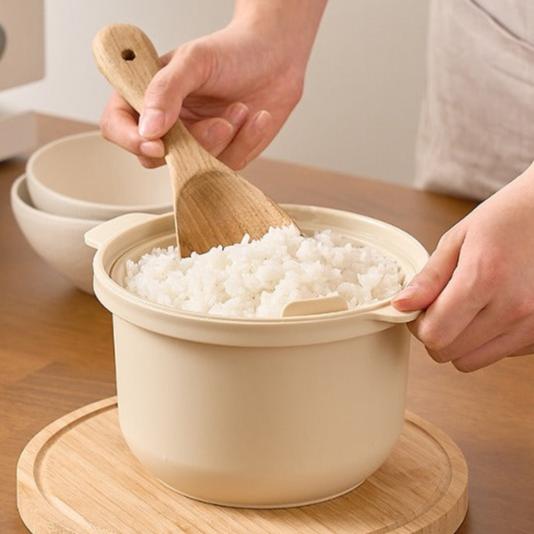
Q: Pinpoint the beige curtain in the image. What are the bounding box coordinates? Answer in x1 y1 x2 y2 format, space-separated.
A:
416 0 534 200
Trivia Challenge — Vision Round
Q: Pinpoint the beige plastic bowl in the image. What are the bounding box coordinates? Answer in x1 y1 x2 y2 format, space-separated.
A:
11 175 98 293
27 131 173 220
85 205 429 508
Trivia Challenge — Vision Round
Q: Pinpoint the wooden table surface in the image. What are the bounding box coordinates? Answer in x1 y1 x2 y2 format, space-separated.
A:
1 114 533 533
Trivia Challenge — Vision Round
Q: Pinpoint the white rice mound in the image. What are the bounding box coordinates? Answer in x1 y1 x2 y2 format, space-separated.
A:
125 225 404 319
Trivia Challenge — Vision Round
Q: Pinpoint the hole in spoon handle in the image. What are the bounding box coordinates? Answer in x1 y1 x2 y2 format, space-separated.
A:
92 24 161 113
121 49 136 61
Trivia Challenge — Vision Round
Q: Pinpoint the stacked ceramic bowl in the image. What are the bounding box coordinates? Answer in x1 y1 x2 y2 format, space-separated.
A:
10 131 172 293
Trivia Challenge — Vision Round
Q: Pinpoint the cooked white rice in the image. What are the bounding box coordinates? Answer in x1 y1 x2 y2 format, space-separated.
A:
125 225 404 318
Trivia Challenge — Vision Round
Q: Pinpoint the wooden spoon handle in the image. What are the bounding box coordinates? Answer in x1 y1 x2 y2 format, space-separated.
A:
92 24 220 187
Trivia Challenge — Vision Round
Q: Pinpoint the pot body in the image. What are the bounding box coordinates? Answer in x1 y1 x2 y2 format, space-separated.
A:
86 205 429 508
113 315 410 507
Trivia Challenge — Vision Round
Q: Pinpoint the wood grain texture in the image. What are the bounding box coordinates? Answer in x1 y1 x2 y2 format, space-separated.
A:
17 397 468 534
1 114 533 533
92 24 292 257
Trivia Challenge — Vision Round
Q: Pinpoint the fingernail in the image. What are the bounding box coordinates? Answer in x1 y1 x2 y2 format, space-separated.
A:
393 285 417 302
139 108 165 138
225 103 248 128
140 140 165 158
251 110 270 132
205 120 233 146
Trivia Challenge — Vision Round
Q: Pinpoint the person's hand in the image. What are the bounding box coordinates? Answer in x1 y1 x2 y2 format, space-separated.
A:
393 166 534 372
99 1 326 170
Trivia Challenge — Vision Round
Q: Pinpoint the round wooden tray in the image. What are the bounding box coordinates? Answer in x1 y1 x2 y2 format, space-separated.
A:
17 397 468 533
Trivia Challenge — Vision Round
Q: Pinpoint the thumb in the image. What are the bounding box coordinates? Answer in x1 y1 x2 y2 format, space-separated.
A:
392 229 464 311
138 44 213 139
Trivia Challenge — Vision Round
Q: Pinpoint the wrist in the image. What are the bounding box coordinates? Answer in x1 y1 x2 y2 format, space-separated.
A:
231 0 326 67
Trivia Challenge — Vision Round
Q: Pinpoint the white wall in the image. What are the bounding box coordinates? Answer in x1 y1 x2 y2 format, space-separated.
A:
0 0 429 185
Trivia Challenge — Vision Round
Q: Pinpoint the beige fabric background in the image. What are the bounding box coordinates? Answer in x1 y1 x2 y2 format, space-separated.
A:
416 0 534 200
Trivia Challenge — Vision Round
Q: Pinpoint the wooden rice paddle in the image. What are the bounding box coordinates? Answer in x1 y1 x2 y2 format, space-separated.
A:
92 24 294 257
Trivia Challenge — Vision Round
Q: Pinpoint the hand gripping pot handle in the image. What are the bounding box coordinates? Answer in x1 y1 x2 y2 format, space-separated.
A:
85 212 160 250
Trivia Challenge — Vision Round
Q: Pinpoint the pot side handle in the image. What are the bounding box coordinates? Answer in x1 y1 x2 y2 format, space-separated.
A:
85 212 159 250
359 304 420 324
282 296 348 317
281 296 420 324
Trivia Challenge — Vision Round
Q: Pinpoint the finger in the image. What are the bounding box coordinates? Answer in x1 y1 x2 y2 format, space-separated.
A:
179 103 247 158
425 298 514 362
188 117 235 157
409 267 491 354
218 110 274 170
422 307 491 362
510 344 534 357
101 92 165 158
393 228 466 312
222 102 249 131
452 327 532 372
138 155 165 169
190 102 248 156
139 43 213 139
159 50 174 66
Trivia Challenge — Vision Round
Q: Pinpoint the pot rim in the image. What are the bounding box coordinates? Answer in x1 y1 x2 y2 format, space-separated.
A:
88 205 429 327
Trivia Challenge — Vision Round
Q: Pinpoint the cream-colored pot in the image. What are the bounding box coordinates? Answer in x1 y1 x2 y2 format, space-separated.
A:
85 205 428 508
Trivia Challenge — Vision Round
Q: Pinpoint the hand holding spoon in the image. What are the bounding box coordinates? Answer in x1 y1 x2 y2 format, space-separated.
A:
92 24 295 257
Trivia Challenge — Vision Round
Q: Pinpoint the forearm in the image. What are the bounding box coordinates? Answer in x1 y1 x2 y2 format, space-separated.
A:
232 0 326 64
